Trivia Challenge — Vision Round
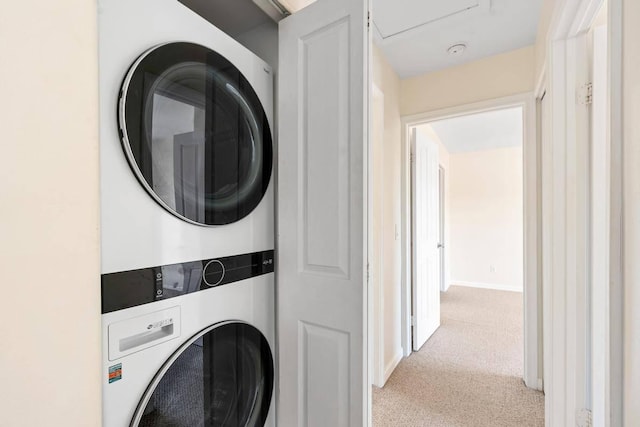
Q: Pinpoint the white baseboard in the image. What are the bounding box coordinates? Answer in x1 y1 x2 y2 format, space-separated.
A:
453 281 523 293
382 347 403 385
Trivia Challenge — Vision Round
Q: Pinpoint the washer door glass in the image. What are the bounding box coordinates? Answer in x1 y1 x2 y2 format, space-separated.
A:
120 42 273 225
132 322 274 427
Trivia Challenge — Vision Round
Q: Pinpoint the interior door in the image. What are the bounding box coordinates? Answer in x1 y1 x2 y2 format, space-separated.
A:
277 0 370 426
411 128 441 351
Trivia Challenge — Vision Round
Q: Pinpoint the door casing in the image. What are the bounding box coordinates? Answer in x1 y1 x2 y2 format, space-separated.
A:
400 93 540 390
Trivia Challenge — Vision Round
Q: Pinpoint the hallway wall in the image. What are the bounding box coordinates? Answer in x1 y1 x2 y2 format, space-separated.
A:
400 46 535 116
373 44 404 379
0 0 102 425
449 147 524 291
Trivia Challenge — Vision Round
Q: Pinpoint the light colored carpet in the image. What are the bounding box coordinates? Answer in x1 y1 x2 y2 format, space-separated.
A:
372 285 544 427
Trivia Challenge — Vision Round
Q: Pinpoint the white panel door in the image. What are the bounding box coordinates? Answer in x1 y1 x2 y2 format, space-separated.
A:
277 0 370 426
411 128 440 351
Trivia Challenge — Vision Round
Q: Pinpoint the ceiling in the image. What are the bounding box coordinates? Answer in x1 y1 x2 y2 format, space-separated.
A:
426 107 523 154
373 0 543 78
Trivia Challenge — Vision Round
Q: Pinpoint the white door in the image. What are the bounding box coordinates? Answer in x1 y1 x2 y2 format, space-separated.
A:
277 0 370 425
411 128 441 351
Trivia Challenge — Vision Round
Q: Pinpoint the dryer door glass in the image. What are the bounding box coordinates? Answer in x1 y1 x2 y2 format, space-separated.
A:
120 42 273 225
133 322 274 427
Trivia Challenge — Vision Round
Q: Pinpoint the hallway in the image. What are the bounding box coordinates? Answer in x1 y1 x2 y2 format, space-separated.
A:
372 286 544 426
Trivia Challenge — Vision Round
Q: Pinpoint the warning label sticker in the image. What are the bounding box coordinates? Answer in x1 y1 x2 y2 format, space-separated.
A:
108 363 122 384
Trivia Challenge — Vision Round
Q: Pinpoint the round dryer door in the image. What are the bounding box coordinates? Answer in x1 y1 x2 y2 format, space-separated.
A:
119 42 273 225
131 322 274 427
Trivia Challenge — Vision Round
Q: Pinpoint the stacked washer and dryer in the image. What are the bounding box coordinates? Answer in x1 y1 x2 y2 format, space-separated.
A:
98 0 276 425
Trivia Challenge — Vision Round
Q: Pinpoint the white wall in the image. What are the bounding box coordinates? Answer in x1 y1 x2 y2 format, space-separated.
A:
0 1 102 425
449 147 524 291
235 21 279 71
372 44 403 380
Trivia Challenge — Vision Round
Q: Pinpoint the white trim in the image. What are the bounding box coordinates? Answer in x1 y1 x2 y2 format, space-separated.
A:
535 63 547 100
453 281 523 293
400 92 540 390
370 84 386 388
536 92 549 400
543 0 624 425
607 0 623 424
382 348 403 386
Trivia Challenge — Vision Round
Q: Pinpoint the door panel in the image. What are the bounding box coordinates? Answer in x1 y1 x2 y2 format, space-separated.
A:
277 0 370 425
411 128 441 351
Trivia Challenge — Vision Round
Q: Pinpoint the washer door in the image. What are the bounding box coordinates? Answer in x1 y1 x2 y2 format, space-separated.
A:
131 322 274 427
119 42 273 225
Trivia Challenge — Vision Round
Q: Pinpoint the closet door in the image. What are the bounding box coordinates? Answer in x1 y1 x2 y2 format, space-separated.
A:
277 0 371 425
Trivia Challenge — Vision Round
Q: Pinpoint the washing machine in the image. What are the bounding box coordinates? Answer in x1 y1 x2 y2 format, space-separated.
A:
98 0 276 425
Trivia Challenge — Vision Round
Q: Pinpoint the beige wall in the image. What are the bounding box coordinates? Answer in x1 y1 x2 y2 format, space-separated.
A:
449 147 524 290
400 46 535 116
0 1 102 426
623 0 640 423
372 44 404 376
534 0 557 85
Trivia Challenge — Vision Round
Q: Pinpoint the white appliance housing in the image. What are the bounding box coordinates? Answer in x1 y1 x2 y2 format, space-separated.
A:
99 0 274 275
101 272 275 427
98 0 276 425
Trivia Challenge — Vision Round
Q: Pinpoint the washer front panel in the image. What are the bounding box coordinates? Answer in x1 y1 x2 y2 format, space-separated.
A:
101 250 275 313
131 322 274 427
119 42 273 226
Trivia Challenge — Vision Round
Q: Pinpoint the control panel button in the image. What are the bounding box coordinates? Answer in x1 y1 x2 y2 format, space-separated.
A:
202 260 225 287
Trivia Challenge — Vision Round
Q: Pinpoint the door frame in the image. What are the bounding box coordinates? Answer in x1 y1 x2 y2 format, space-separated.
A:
370 83 386 387
542 0 624 424
438 165 446 292
399 92 540 389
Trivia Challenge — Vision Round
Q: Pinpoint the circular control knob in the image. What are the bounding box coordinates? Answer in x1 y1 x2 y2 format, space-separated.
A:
202 260 225 287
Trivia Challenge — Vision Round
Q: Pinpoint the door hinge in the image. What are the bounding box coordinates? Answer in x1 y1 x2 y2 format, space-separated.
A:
367 11 370 28
577 82 593 105
366 262 370 281
576 408 592 427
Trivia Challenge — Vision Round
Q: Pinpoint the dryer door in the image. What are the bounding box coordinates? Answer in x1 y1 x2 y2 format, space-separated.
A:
131 322 274 427
119 42 273 226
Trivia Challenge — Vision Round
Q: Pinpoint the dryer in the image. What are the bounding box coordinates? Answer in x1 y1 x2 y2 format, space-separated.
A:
99 0 274 275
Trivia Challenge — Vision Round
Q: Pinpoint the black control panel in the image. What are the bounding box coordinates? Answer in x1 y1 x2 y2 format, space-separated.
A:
101 250 274 314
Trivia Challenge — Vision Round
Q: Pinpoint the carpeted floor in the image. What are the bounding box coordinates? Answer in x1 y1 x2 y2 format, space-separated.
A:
372 285 544 427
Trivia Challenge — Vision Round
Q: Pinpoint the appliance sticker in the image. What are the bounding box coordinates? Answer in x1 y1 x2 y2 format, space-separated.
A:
108 363 122 384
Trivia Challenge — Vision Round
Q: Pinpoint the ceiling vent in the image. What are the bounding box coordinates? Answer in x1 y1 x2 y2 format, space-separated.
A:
447 44 467 55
